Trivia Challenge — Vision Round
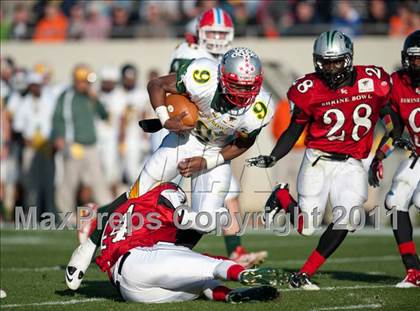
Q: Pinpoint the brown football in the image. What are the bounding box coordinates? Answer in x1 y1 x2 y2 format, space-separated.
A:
165 94 199 127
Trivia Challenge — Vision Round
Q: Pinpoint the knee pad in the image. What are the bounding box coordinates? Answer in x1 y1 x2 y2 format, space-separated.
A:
298 223 316 236
385 182 412 212
332 205 362 232
297 212 316 236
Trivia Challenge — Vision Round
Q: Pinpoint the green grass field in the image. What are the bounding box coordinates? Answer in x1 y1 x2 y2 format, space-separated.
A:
1 229 419 310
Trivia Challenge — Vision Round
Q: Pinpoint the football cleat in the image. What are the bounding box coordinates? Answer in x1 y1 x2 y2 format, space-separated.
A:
78 203 98 244
288 272 320 291
229 246 268 269
0 289 6 299
239 267 282 287
396 269 420 288
65 239 97 291
226 286 279 304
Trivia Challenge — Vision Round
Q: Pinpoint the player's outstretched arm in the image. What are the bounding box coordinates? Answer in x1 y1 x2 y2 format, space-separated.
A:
368 105 403 187
247 109 306 168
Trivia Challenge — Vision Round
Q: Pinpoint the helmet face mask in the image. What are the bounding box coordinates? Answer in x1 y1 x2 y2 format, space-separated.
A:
313 31 353 89
198 8 234 56
401 30 420 85
219 47 263 109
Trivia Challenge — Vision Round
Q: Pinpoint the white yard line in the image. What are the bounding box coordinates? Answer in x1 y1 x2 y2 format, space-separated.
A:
1 255 400 272
0 286 394 309
277 255 400 265
312 303 382 311
283 284 394 292
243 228 420 236
1 298 106 309
1 266 62 272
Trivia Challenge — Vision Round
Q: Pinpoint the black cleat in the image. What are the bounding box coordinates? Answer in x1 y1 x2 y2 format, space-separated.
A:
288 272 320 290
227 286 279 303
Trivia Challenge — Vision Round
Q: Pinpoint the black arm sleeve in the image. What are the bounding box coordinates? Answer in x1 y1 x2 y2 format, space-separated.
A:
270 107 307 160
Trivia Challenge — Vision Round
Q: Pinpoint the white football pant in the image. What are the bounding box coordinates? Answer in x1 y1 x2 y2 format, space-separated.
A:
385 156 420 212
129 132 232 232
112 243 228 303
297 148 368 236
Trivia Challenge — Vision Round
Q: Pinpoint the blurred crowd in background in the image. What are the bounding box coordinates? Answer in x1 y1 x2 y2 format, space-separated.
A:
0 56 160 223
1 0 419 41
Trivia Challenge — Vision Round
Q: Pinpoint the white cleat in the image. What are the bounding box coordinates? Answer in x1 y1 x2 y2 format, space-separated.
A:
288 272 320 291
0 289 6 299
395 269 420 288
65 239 97 291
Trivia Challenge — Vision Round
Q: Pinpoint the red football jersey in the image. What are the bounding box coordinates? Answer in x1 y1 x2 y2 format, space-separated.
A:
390 70 420 154
95 183 185 273
287 65 391 159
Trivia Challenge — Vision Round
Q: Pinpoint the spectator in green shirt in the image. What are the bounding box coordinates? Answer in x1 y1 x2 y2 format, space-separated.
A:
52 64 112 225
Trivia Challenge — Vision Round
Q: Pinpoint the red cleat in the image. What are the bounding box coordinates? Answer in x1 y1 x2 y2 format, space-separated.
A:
396 269 420 288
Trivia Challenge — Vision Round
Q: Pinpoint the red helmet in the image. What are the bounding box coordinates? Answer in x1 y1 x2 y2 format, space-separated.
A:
219 47 263 108
197 8 234 56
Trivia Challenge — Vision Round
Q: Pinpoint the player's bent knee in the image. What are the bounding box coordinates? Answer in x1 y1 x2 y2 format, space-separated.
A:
412 186 420 210
385 188 410 212
297 212 316 236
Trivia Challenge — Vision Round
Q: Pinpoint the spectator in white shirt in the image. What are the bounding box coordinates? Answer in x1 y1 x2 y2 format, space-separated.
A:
13 72 56 219
96 65 126 195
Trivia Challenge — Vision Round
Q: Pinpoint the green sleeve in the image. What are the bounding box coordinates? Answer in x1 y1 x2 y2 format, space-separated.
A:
170 58 194 74
247 128 262 139
175 59 194 93
51 93 65 141
94 99 108 120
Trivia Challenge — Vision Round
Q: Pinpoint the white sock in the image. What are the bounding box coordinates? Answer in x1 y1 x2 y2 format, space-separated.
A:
213 261 235 280
68 238 97 272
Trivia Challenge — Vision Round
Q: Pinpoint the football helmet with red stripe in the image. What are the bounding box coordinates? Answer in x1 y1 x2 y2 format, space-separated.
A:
197 8 234 56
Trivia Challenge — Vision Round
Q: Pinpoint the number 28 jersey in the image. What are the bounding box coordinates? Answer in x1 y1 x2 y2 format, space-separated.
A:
389 70 420 154
287 66 391 159
176 58 274 147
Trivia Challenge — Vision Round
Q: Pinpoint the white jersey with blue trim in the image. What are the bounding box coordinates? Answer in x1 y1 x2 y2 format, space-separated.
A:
179 58 274 147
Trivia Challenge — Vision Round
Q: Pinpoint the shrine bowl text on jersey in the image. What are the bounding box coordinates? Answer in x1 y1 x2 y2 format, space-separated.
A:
288 65 391 159
390 70 420 154
176 58 274 147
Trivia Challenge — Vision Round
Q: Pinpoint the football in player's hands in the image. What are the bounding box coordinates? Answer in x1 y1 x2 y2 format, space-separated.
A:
165 94 199 127
246 155 277 168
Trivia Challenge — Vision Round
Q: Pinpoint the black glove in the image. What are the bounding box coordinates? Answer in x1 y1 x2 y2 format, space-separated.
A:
138 119 163 133
246 155 277 168
368 157 383 188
